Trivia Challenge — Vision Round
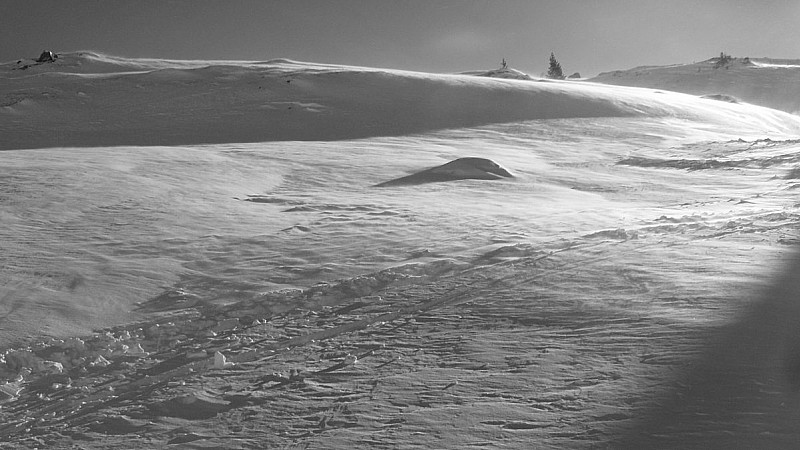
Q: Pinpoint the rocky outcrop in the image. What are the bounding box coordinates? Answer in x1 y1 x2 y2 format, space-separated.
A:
35 51 57 63
15 50 58 71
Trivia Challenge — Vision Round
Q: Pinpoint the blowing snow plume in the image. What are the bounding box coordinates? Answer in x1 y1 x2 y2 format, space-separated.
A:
3 52 800 149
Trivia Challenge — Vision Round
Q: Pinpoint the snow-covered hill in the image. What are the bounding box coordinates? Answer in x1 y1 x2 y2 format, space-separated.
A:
3 52 800 150
591 56 800 114
4 52 800 448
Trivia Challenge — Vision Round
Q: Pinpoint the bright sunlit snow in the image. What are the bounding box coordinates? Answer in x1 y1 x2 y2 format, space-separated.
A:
3 52 800 345
6 50 800 448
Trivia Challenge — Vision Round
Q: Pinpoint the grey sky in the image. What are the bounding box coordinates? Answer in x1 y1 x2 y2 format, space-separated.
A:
3 0 800 76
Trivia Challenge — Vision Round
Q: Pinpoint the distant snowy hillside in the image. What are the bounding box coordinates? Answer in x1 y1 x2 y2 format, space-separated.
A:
3 52 800 150
591 56 800 114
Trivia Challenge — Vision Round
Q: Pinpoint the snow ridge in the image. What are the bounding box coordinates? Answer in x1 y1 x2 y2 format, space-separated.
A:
3 53 800 150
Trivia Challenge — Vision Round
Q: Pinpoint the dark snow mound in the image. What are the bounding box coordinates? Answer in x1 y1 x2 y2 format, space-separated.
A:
375 157 514 187
701 93 741 103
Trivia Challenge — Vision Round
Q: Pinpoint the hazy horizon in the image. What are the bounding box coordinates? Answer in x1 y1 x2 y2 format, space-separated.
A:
4 0 800 77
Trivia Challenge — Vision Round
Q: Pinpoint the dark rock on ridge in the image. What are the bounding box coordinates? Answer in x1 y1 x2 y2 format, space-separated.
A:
35 50 57 63
15 50 58 71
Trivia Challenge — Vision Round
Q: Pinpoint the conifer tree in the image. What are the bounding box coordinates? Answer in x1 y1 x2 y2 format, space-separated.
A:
547 52 565 79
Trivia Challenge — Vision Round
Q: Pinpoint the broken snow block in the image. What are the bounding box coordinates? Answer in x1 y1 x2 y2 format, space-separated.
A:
0 382 23 402
213 351 235 369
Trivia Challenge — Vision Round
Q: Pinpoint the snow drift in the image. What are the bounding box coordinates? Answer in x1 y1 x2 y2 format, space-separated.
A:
3 52 800 150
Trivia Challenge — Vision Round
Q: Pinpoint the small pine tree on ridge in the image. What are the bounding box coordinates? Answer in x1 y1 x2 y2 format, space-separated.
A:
547 52 565 79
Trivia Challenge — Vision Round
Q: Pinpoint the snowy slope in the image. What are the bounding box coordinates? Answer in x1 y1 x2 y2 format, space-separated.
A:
2 51 800 343
3 52 800 150
4 53 800 447
591 56 800 114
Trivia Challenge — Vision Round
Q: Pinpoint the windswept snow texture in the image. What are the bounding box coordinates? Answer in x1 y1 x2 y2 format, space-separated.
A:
2 53 800 343
592 57 800 114
5 54 800 447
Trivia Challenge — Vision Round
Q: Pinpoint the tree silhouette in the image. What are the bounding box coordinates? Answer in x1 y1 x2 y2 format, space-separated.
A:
547 52 565 79
714 52 733 69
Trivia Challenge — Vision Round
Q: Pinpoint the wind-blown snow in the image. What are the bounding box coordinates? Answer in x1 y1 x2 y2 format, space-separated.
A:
0 52 799 345
5 52 800 447
751 60 800 69
591 57 800 115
